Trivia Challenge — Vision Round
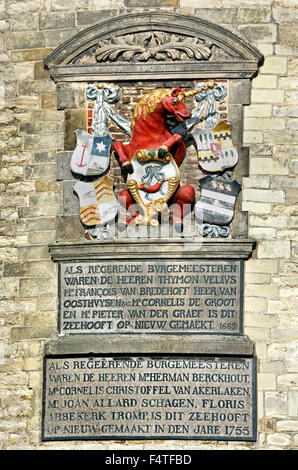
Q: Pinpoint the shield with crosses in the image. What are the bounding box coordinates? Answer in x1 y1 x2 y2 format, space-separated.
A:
73 175 118 227
195 174 241 226
191 121 238 172
70 129 113 177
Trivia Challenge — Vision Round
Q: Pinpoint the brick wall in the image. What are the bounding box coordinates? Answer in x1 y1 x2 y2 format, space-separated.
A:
0 0 297 450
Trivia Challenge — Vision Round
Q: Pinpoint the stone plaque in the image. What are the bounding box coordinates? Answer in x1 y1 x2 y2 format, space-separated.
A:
42 355 257 441
58 259 243 335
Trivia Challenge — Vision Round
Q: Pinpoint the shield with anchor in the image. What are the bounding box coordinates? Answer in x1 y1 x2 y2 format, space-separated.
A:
70 129 113 177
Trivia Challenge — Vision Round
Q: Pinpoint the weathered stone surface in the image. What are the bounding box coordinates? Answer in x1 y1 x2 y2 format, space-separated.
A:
42 355 256 441
41 93 57 109
124 0 178 5
278 24 298 52
229 79 250 105
273 7 298 23
46 332 254 356
57 151 73 181
260 56 288 75
20 278 56 297
56 215 85 241
238 8 271 24
64 109 86 151
0 1 297 452
76 9 117 25
24 164 57 180
44 28 78 48
39 12 76 30
6 31 45 50
19 122 63 135
11 48 53 63
3 262 29 277
24 134 64 151
58 258 244 335
17 245 49 260
34 62 50 80
49 239 256 261
11 326 55 341
238 24 277 43
62 180 78 215
50 0 88 9
56 84 85 110
11 14 39 32
195 8 238 24
18 80 56 95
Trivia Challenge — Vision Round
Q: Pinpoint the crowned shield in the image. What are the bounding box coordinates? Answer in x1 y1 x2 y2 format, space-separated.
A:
126 149 180 226
195 174 241 226
191 121 238 173
73 175 118 227
70 129 113 177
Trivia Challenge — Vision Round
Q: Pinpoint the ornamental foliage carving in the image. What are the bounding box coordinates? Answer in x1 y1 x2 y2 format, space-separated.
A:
95 32 212 63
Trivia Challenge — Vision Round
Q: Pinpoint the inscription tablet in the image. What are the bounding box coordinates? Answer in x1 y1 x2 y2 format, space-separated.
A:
58 259 243 335
42 355 257 441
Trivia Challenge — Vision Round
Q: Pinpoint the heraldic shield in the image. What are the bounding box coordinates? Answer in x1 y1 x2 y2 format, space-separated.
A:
70 129 113 177
73 175 118 227
191 121 238 173
126 149 180 226
195 174 241 226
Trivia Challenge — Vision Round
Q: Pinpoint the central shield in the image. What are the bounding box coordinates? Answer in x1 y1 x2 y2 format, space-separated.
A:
126 149 180 226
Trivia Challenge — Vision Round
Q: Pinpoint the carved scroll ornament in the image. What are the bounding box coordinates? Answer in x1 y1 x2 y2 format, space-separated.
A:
95 32 212 63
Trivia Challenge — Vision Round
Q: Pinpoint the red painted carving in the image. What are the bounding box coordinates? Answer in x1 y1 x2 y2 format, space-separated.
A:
113 87 195 229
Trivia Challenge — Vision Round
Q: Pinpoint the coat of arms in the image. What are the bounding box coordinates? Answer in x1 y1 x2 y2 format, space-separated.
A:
195 173 241 227
73 175 118 227
68 80 243 239
70 130 113 177
126 149 180 226
191 121 238 172
113 84 216 228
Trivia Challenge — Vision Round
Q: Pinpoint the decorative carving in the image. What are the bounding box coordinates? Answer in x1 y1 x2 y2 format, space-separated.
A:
113 85 219 228
44 13 264 81
95 32 212 63
198 224 231 238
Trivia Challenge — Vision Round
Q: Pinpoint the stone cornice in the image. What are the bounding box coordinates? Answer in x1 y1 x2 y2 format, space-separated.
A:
45 333 255 356
48 238 256 261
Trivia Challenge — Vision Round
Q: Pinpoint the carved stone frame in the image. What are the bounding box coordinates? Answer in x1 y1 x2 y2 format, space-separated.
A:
44 11 263 82
46 12 264 242
40 14 265 445
45 12 263 354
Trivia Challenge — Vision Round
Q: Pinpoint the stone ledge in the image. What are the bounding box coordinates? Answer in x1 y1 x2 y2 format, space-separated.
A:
49 238 256 261
49 62 261 82
45 333 254 356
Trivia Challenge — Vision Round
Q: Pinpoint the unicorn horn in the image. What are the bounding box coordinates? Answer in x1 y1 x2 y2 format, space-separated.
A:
183 81 216 99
